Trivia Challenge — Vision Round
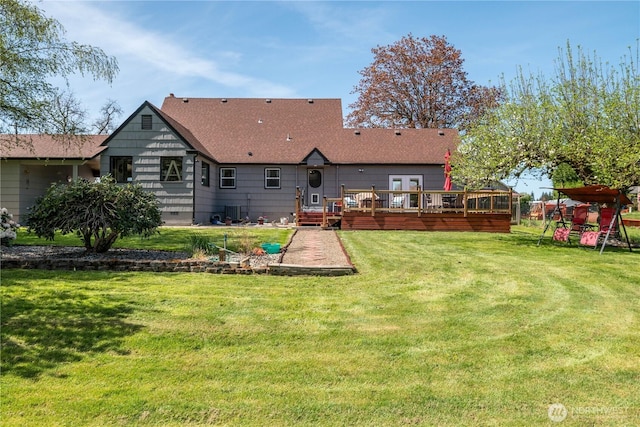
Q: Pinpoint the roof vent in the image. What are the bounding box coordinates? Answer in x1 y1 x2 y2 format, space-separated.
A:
182 98 189 103
221 98 227 103
394 130 401 135
258 118 263 124
265 99 272 103
438 130 445 136
354 130 361 135
308 99 314 104
286 133 292 141
248 151 253 156
169 93 175 97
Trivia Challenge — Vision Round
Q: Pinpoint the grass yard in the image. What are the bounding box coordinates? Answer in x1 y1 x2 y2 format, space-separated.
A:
2 226 639 426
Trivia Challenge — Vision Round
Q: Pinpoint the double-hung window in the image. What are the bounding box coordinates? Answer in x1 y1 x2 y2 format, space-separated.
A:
110 156 132 183
265 168 281 189
201 162 210 186
220 167 236 188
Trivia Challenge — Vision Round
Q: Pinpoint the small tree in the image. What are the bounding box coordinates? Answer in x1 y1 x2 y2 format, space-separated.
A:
26 176 162 253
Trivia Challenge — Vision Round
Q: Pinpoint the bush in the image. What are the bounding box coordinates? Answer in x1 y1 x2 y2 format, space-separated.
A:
0 208 20 246
187 235 215 258
26 176 162 253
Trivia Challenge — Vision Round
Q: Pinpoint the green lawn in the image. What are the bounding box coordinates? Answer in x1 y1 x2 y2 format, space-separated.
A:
2 226 639 426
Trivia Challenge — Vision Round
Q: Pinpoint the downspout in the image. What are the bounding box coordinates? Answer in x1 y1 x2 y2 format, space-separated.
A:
192 154 197 225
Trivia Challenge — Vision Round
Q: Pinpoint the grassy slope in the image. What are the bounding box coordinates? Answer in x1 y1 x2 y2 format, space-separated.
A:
1 226 639 426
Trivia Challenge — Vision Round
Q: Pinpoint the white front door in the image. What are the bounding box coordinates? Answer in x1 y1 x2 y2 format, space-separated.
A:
389 175 422 209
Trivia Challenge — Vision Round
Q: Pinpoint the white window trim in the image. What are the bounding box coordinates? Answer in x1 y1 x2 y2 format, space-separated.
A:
265 168 281 189
220 167 236 189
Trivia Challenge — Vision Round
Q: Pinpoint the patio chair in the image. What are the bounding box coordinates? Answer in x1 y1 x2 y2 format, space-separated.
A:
579 206 618 247
553 204 593 242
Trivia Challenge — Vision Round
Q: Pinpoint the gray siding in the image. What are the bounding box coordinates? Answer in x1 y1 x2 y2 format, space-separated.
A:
213 164 300 222
194 159 216 224
100 106 214 225
0 162 20 221
333 165 445 191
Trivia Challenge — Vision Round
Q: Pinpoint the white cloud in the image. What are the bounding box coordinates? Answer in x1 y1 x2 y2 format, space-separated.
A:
40 1 296 96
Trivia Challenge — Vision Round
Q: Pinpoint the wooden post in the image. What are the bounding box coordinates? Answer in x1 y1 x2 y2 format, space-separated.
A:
371 185 376 217
464 188 468 217
341 184 346 213
417 185 422 217
295 187 300 226
509 187 513 217
322 196 328 228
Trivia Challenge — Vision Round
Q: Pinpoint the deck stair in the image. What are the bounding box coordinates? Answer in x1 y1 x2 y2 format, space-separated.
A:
297 211 324 226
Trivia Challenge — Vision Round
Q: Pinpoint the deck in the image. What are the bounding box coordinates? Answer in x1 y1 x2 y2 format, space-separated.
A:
296 186 515 232
340 211 511 232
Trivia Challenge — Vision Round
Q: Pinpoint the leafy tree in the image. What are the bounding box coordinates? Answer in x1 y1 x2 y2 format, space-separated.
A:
518 192 533 216
26 176 162 253
454 41 640 191
346 34 502 131
0 0 118 150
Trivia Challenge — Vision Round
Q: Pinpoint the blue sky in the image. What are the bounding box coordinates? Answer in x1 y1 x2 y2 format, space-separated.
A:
39 0 639 197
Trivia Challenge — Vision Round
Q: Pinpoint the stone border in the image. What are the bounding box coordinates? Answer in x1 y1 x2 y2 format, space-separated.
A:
267 263 355 276
1 256 357 276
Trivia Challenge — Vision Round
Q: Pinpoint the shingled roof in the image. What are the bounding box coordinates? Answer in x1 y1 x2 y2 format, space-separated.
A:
1 134 107 159
160 95 459 164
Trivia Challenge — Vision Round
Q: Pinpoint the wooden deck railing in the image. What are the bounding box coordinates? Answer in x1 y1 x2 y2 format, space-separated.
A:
296 185 514 227
340 185 512 217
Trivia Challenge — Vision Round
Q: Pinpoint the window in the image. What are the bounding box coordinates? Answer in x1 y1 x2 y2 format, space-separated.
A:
141 114 152 130
308 169 322 188
110 156 132 183
201 161 210 187
220 167 236 188
265 168 280 189
161 157 182 181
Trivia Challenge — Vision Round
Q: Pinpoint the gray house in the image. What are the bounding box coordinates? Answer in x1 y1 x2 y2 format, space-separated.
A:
2 96 459 225
101 95 458 225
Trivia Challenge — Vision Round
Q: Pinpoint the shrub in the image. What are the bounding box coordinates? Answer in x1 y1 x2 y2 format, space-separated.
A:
26 176 162 253
188 235 215 257
0 208 20 246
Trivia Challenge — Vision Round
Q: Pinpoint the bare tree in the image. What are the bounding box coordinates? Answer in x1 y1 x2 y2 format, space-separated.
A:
92 99 123 134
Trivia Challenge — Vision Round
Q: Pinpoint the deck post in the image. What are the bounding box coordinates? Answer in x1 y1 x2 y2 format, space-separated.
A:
322 196 328 228
295 187 301 226
371 185 376 217
417 185 422 217
464 188 468 217
341 184 345 213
